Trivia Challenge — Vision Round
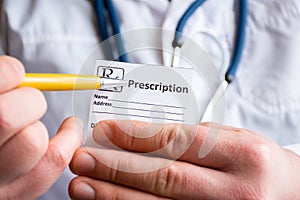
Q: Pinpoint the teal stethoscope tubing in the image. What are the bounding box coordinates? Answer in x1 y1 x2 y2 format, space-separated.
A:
94 0 248 83
94 0 128 62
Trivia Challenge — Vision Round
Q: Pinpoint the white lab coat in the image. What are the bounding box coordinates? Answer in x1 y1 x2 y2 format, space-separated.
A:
1 0 300 199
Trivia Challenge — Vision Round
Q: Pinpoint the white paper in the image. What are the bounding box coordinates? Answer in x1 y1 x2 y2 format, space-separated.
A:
86 60 206 146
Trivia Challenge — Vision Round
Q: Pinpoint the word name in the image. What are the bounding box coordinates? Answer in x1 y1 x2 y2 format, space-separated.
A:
93 94 112 106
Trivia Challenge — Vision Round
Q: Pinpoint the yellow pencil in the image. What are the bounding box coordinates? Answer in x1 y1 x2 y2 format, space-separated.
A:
19 73 126 91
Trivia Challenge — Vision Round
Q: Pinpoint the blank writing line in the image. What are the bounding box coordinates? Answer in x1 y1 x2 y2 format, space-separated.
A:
111 106 184 116
108 99 186 109
92 111 184 122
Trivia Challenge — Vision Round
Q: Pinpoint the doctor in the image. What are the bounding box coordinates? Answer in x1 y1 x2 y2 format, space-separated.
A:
0 0 300 199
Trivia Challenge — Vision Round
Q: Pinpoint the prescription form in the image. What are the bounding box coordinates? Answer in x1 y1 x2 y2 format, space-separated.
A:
86 60 209 146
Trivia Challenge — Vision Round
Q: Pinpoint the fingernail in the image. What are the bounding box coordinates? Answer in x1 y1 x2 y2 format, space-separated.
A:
73 153 95 174
74 117 84 140
72 182 95 200
92 122 112 144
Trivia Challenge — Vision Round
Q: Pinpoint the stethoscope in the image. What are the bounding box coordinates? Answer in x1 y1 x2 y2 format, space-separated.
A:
94 0 248 121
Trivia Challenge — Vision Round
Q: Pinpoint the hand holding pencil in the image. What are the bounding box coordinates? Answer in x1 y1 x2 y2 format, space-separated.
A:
0 56 85 199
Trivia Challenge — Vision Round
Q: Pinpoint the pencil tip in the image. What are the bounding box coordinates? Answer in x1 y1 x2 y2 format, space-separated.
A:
100 78 127 87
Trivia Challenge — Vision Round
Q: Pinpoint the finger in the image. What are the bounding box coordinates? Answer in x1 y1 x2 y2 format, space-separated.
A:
0 121 48 186
0 87 47 146
0 117 83 200
0 56 25 93
201 122 255 134
69 176 171 200
92 120 198 155
70 148 235 199
92 120 244 169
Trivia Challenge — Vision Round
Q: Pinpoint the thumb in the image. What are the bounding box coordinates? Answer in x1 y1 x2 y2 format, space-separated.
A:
0 117 83 200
